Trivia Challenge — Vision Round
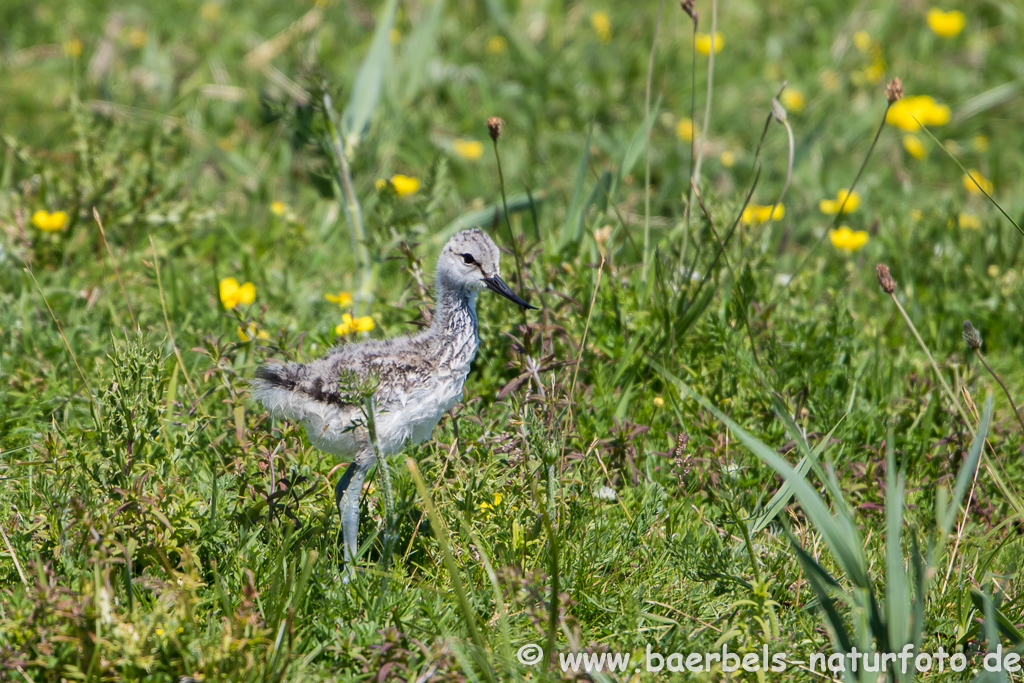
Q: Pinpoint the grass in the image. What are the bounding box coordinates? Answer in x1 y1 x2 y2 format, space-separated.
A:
1 0 1023 680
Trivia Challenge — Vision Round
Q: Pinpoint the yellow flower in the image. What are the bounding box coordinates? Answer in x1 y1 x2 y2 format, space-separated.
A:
820 69 841 93
987 264 1000 278
325 291 354 307
694 31 724 56
972 135 989 152
238 322 270 341
219 277 256 309
958 212 981 229
31 210 69 232
200 2 222 21
676 117 696 142
927 8 965 38
853 31 871 52
485 35 507 54
64 38 83 58
962 169 993 195
155 628 164 636
863 61 886 85
389 28 401 45
780 89 805 113
719 150 735 167
376 174 420 197
902 134 926 159
336 313 374 336
741 203 784 223
270 200 287 216
886 95 950 131
591 11 612 43
653 397 664 407
827 226 869 252
910 209 923 221
819 189 861 215
128 29 148 48
453 139 485 160
479 492 503 512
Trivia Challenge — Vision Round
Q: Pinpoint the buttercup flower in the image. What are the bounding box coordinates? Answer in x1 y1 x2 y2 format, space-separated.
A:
828 226 869 252
64 39 83 57
336 313 374 336
695 31 724 56
958 212 981 229
485 35 507 54
653 397 664 407
972 135 989 152
32 210 69 232
741 204 784 223
819 189 861 215
270 200 287 216
886 95 950 131
780 89 805 113
962 169 993 195
219 277 256 309
719 150 735 167
927 8 965 37
325 291 354 307
853 31 871 52
376 174 420 197
902 134 926 159
591 11 612 43
128 28 148 48
200 2 222 21
479 492 503 512
453 139 484 160
676 117 696 142
238 322 270 341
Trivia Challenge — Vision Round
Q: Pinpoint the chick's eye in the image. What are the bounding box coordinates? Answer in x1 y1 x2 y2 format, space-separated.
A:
462 253 476 265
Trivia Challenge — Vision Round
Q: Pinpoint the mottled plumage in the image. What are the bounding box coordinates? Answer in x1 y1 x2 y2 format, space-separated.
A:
252 229 534 567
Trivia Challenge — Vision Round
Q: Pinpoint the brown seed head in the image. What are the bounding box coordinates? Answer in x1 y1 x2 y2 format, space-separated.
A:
487 116 504 143
680 0 698 24
962 320 982 350
875 264 896 294
885 78 903 103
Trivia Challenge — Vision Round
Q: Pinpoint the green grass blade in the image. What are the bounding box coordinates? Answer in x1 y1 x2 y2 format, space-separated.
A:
560 122 594 249
656 362 871 589
941 392 994 537
392 0 447 105
885 426 910 653
406 458 495 683
748 410 841 535
341 0 399 151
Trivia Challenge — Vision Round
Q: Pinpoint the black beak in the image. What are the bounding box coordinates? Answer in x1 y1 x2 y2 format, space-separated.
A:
483 275 537 310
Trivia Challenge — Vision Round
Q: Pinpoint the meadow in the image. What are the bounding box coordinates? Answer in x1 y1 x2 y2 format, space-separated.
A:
1 0 1023 680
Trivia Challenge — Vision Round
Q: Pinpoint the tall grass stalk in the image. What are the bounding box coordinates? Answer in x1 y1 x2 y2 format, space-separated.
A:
641 0 666 281
321 92 374 316
691 0 717 186
490 127 526 289
406 458 495 682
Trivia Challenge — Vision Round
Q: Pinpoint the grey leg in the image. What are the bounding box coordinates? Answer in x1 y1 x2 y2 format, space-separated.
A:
335 459 372 569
